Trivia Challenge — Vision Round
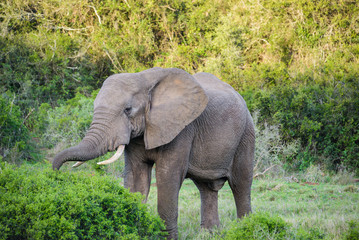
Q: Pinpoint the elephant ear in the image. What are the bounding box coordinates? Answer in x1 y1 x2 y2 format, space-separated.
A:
144 68 208 150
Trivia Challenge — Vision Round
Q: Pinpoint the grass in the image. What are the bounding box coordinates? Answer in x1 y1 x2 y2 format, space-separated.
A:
145 174 359 239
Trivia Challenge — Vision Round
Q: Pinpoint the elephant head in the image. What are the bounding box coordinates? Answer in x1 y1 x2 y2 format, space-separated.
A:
52 68 209 170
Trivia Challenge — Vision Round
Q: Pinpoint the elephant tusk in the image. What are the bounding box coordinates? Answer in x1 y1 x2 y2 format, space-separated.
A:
97 145 125 165
72 161 85 168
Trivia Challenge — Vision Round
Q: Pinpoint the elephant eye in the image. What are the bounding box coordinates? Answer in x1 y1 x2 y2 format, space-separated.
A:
124 107 132 116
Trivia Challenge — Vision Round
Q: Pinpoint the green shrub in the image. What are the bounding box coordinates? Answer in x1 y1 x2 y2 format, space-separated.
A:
0 93 30 163
345 220 359 240
0 163 166 239
224 213 289 240
253 112 299 176
41 91 97 148
223 212 324 240
252 80 359 173
293 227 325 240
0 35 101 113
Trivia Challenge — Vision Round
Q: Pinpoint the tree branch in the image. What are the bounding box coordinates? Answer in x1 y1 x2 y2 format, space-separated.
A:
254 165 277 179
89 5 102 25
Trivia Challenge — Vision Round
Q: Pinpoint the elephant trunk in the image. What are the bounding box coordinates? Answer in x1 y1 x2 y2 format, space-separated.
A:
52 139 105 170
52 119 129 170
52 122 110 170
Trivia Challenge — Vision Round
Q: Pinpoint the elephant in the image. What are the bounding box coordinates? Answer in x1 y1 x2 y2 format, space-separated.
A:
52 67 255 239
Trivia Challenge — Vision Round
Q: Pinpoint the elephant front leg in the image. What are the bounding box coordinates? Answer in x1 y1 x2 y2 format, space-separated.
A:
155 151 189 240
156 168 182 240
124 158 153 202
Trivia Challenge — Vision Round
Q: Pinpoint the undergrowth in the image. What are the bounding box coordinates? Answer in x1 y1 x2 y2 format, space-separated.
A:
223 212 324 240
0 163 166 239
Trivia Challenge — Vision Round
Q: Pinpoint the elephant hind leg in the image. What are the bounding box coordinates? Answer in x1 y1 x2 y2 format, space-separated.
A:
228 128 255 218
193 180 221 229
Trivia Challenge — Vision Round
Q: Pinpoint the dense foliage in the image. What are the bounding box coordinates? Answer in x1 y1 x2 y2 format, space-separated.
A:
0 163 166 239
223 212 324 240
253 82 359 172
41 91 97 149
0 93 33 164
346 220 359 240
0 0 358 173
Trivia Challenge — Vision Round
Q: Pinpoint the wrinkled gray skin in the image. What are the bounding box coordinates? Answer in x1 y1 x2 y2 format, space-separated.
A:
52 68 255 239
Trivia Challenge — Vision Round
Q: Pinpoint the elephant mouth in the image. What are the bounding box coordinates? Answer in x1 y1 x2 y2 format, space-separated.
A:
72 145 125 168
97 145 125 165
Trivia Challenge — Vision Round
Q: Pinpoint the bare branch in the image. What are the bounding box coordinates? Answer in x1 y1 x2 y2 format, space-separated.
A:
123 0 130 8
104 49 124 72
54 26 89 31
23 108 34 125
254 165 277 179
161 5 176 11
89 5 102 25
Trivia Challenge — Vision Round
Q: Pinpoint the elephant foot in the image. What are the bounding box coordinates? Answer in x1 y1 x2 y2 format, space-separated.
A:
165 227 178 240
201 218 220 230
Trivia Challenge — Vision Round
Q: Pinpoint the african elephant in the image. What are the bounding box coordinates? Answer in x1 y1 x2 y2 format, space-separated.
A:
52 67 255 239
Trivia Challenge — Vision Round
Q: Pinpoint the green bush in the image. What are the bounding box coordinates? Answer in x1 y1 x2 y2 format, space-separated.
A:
224 213 289 240
253 111 299 176
0 93 30 163
223 212 324 240
0 163 166 239
345 220 359 240
251 80 359 173
41 91 97 148
0 35 102 113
